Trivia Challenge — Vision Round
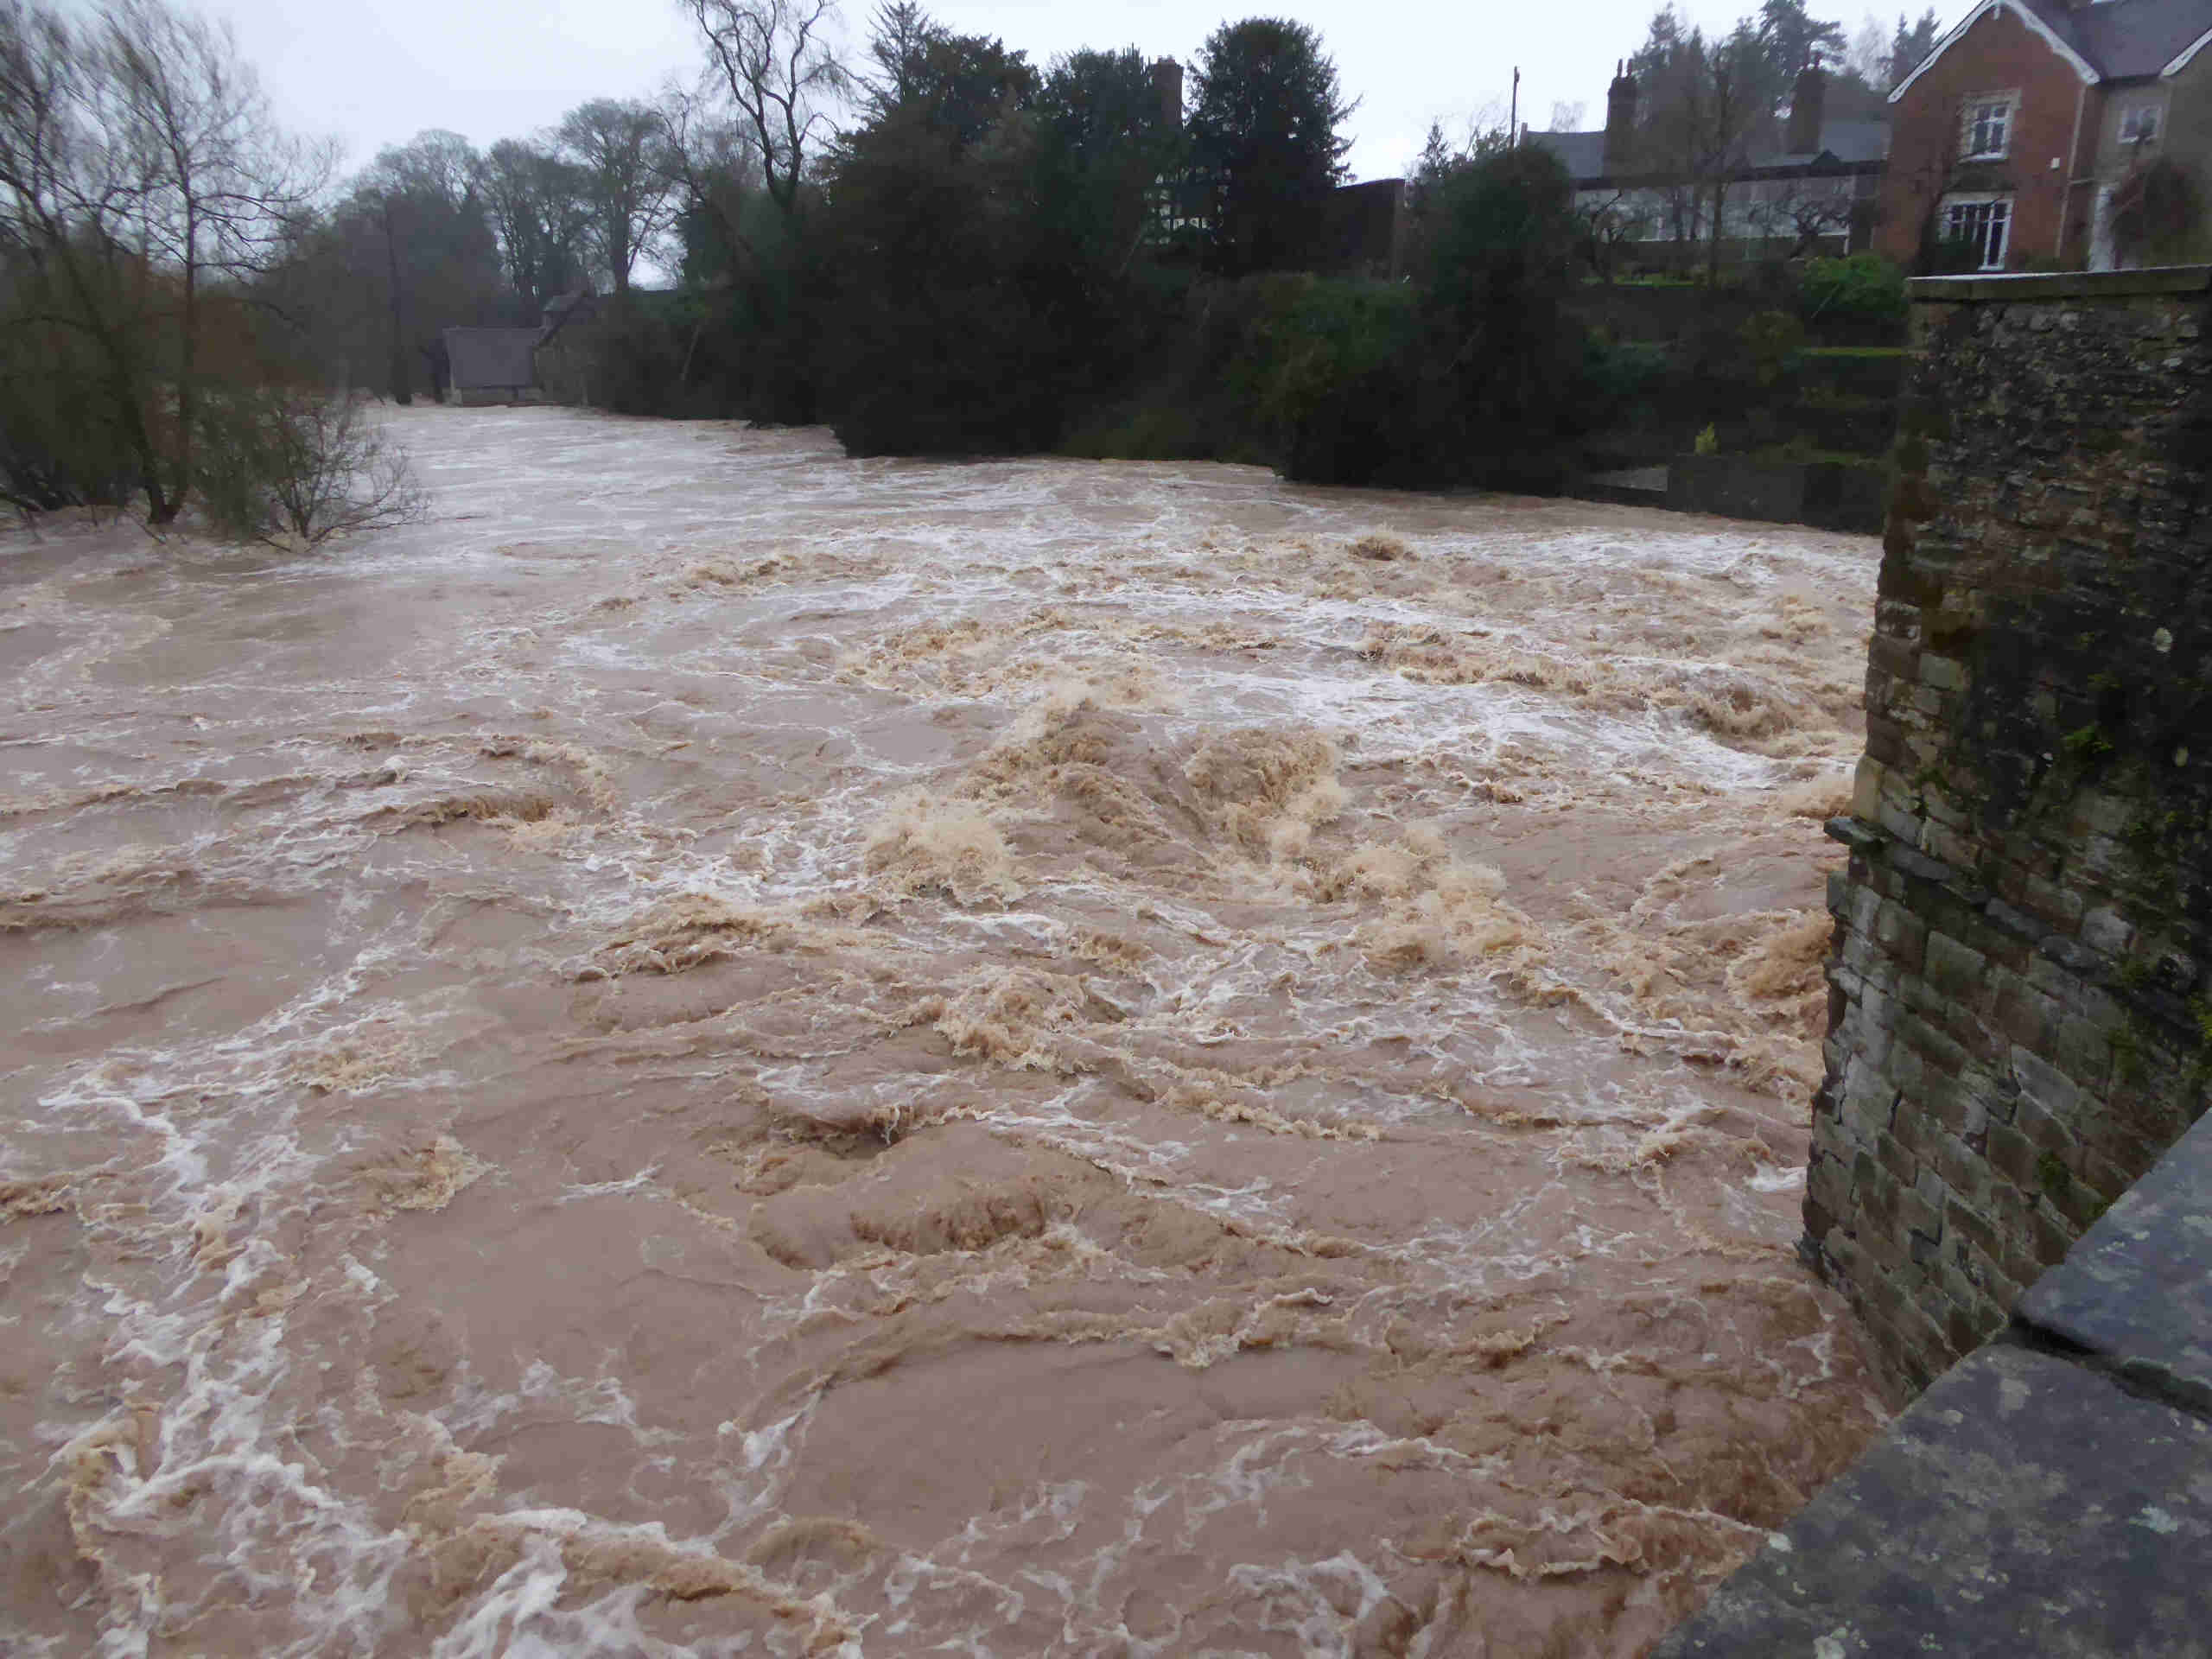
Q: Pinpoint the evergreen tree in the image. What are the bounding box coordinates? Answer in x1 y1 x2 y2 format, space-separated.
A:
1185 17 1353 276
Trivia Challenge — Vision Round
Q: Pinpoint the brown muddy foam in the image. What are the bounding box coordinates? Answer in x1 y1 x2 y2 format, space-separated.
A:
0 408 1891 1656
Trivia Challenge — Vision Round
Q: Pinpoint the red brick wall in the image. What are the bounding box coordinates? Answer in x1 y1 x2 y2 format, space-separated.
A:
1876 5 2097 267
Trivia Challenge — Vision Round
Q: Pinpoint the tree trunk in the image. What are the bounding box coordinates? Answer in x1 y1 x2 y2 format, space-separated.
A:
156 210 201 528
384 201 413 405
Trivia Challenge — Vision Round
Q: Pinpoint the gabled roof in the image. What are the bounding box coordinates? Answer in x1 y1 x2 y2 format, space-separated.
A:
1891 0 2212 102
442 327 538 391
1524 129 1608 179
1530 118 1885 184
1798 118 1891 163
2022 0 2212 77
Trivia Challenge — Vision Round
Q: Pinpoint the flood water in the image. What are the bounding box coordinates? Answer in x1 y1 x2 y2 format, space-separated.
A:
1 407 1891 1656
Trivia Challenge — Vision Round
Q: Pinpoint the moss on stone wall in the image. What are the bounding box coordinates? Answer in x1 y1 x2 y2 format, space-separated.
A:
1809 270 2212 1395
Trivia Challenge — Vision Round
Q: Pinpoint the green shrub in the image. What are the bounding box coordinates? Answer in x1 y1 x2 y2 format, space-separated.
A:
1797 254 1907 321
1738 310 1806 387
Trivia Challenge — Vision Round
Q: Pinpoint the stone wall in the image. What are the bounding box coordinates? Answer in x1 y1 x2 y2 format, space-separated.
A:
1806 266 2212 1395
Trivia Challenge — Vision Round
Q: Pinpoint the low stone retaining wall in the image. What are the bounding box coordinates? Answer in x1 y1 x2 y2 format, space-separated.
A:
1664 455 1885 532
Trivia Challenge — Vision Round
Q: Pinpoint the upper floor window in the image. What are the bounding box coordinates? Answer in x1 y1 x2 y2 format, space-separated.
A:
2120 102 2161 148
1964 99 2012 158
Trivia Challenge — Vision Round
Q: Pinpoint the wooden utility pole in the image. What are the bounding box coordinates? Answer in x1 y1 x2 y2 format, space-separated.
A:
1510 67 1520 147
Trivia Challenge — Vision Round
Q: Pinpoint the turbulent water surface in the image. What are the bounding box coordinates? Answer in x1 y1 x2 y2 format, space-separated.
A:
2 408 1894 1656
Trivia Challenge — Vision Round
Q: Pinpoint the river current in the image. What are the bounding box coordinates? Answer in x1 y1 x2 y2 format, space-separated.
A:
1 407 1891 1656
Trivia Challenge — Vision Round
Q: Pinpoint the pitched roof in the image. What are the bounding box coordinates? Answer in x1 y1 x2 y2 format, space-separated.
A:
1525 129 1609 180
2019 0 2212 77
442 327 538 391
1772 118 1891 164
1891 0 2212 100
1531 118 1885 183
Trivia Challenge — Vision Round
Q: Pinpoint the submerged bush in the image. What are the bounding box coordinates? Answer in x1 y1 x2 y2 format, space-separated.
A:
193 391 425 547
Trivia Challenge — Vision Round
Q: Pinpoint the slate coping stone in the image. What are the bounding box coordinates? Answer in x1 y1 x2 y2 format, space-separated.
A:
2016 1108 2212 1415
1652 1342 2212 1657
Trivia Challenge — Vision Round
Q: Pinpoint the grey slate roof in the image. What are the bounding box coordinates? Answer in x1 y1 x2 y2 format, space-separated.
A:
2018 0 2212 79
1525 129 1608 179
443 327 539 391
1801 117 1889 164
1532 117 1886 184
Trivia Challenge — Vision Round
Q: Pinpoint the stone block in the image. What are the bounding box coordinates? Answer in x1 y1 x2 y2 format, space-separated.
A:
2052 1015 2114 1089
1897 1010 1970 1077
1918 652 1964 690
1942 1192 2002 1262
1652 1346 2212 1659
1985 1119 2040 1192
1898 1180 1943 1243
2015 1109 2212 1414
2082 905 2135 956
1958 1234 2027 1314
1874 1127 1918 1186
1806 1148 1852 1224
2021 874 2088 930
1846 883 1884 938
1992 972 2060 1051
1923 931 1988 1002
1873 899 1928 973
2031 1198 2080 1268
1938 1130 2004 1214
1921 819 1980 871
2012 1045 2088 1128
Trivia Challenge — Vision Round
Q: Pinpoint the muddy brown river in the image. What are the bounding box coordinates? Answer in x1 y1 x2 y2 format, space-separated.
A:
0 407 1893 1656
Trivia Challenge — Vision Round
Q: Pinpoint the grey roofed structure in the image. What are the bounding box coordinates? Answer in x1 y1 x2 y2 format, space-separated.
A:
1525 115 1891 188
2033 0 2212 77
1783 117 1889 165
1527 128 1607 181
1893 0 2212 97
442 327 541 406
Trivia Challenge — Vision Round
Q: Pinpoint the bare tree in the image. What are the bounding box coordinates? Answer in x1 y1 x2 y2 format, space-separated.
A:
655 86 762 276
475 137 588 317
1699 26 1766 281
556 98 677 296
346 131 504 402
680 0 848 222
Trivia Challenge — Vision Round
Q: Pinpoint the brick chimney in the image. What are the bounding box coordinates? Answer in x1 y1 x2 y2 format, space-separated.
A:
1150 58 1183 131
1787 62 1827 155
1603 61 1637 172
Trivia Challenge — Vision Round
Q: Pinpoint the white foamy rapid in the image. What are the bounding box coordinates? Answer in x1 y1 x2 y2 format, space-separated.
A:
2 407 1891 1656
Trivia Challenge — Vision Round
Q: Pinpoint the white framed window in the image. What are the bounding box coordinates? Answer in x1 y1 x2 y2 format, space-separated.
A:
2119 100 2161 148
1963 98 2012 159
1944 194 2012 269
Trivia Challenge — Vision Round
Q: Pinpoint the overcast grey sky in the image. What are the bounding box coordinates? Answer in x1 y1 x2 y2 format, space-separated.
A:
197 0 1909 187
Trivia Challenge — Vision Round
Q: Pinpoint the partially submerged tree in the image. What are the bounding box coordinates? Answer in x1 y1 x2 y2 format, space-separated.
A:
0 0 324 519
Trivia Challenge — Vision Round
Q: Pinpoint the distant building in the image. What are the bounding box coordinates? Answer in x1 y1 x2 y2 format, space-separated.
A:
1529 65 1890 264
1878 0 2212 270
441 327 542 407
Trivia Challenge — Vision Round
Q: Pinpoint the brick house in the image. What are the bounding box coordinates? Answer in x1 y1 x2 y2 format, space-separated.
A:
1879 0 2212 270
